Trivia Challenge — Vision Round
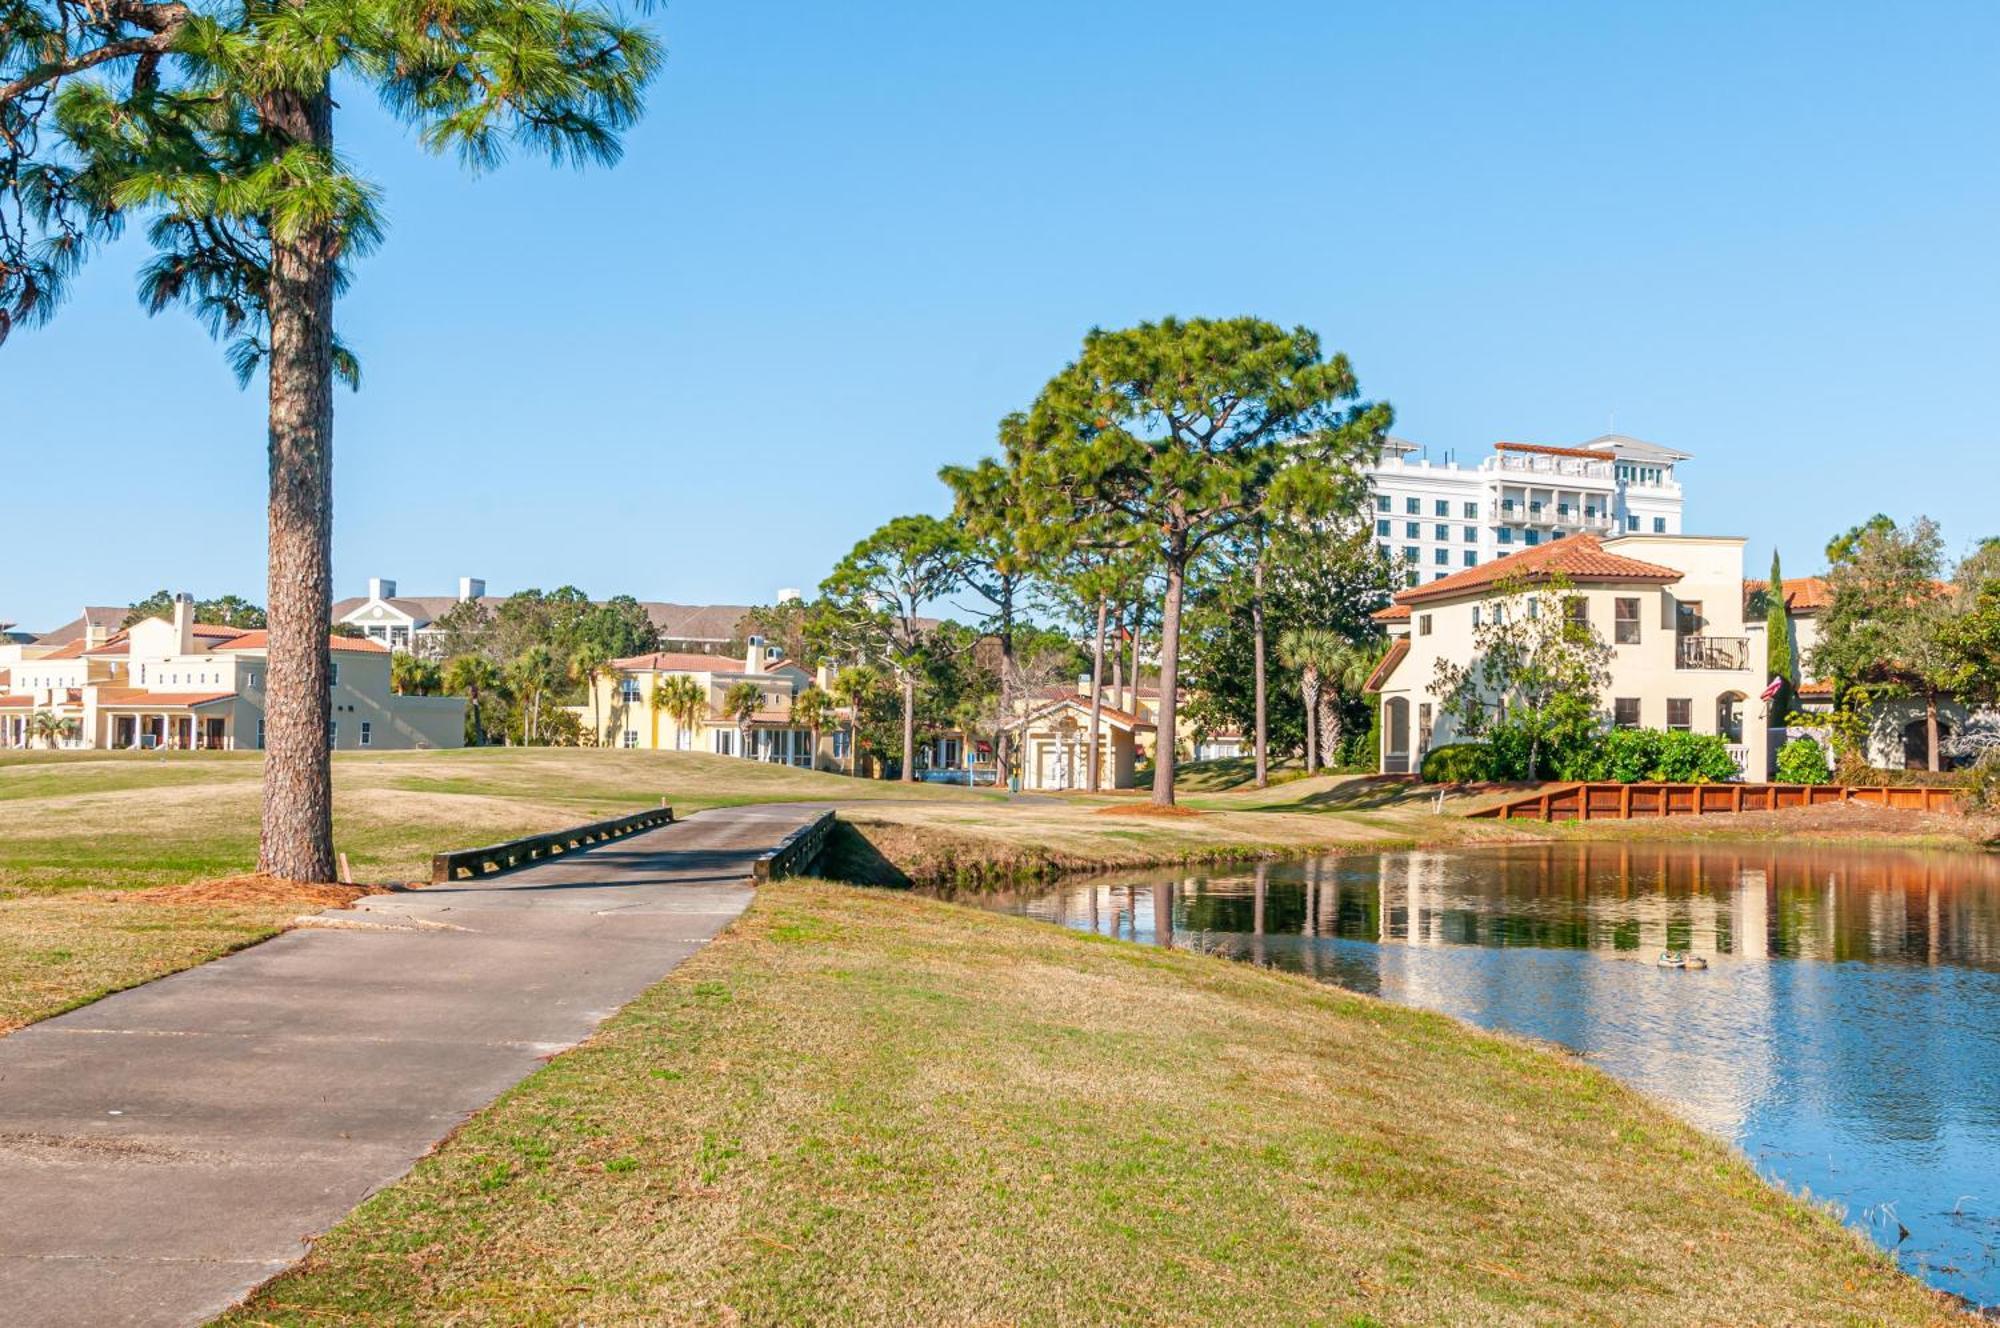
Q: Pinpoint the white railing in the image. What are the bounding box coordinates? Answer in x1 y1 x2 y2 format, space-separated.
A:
1726 744 1751 780
1492 454 1615 480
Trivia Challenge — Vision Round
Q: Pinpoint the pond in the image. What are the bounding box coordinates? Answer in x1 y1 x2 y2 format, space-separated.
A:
932 841 2000 1308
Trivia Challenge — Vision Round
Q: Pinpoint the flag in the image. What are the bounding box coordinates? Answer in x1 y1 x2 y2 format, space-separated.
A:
1760 676 1784 702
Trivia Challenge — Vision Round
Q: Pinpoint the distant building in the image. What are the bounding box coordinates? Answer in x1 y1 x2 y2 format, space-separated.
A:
1362 435 1689 589
0 595 463 752
583 635 822 764
333 576 782 657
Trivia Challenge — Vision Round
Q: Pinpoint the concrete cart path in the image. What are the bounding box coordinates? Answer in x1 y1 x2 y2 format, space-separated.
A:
0 802 828 1328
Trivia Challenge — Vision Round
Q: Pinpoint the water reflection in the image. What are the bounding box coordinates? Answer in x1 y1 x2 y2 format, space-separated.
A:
934 843 2000 1307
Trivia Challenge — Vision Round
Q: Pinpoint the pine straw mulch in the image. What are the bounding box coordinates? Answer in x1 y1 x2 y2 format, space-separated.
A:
128 874 405 910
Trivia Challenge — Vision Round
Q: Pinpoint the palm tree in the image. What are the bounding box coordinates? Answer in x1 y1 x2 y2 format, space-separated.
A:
1277 628 1344 775
506 646 556 746
831 666 882 777
651 674 707 751
1318 642 1385 770
28 710 75 751
443 655 502 746
567 644 612 746
722 681 764 760
790 687 836 771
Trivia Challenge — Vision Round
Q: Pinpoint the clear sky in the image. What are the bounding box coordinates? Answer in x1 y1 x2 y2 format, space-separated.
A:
5 1 1997 630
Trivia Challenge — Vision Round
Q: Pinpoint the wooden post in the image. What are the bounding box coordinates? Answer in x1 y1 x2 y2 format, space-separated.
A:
337 851 352 884
1732 784 1744 813
1620 784 1632 820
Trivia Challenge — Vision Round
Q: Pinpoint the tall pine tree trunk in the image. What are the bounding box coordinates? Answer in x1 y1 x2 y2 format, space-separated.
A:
1251 549 1267 788
256 82 338 883
900 672 916 782
1927 694 1941 773
1301 672 1319 774
1151 557 1185 807
1087 597 1107 792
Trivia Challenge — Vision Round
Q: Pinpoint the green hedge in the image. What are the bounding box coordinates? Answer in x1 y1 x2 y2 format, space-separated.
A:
1774 738 1832 785
1420 743 1492 783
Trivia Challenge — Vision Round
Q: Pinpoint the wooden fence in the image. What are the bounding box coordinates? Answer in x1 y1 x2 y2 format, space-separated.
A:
753 809 837 882
1466 782 1962 823
431 805 675 883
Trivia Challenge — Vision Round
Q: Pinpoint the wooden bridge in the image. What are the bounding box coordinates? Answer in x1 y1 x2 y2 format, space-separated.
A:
1466 782 1962 822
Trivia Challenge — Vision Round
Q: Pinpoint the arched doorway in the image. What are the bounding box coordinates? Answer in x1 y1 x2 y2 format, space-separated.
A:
1383 697 1411 774
1716 692 1746 743
1903 716 1954 770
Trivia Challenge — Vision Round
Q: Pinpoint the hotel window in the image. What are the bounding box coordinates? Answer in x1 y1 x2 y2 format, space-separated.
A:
1613 698 1641 729
1419 614 1433 636
1524 530 1540 546
1501 497 1516 513
1498 529 1513 545
1376 519 1390 537
1653 517 1666 533
390 627 409 649
1667 698 1692 731
1626 514 1640 531
620 678 641 703
1433 549 1448 566
1463 551 1478 567
1434 500 1449 517
1564 597 1588 626
1406 497 1420 514
1376 494 1390 512
1406 521 1420 538
1614 598 1641 644
1463 526 1477 542
1434 524 1449 541
622 729 639 748
1404 546 1419 562
1463 502 1478 519
359 721 372 747
1405 570 1419 588
1377 543 1391 560
1557 502 1570 518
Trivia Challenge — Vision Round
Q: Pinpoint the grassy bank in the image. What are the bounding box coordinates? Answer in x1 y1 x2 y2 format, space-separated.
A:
223 883 1955 1327
0 748 974 1032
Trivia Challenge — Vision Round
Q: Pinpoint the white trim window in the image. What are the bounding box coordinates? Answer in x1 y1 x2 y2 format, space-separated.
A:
256 718 266 749
622 729 639 748
712 729 735 756
359 721 372 747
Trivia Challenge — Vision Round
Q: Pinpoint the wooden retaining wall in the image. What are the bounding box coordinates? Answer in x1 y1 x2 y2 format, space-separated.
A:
1466 783 1962 822
431 805 675 882
753 809 837 882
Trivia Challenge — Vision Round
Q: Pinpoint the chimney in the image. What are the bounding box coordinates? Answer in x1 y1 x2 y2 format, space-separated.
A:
458 576 485 603
745 634 765 675
815 662 833 690
368 576 396 601
171 592 194 654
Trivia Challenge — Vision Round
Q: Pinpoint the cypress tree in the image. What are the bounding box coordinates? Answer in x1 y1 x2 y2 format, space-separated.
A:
1766 550 1795 710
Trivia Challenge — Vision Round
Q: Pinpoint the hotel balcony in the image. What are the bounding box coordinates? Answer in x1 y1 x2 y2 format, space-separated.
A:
1676 636 1749 671
1489 502 1615 532
1490 453 1616 481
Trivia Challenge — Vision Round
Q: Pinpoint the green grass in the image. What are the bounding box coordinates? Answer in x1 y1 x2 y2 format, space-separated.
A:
0 747 983 1031
221 884 1957 1327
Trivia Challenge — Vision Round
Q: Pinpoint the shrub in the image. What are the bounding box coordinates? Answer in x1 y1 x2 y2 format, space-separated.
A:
1421 743 1492 783
1565 728 1739 784
1774 738 1833 785
1968 748 2000 812
1653 731 1740 783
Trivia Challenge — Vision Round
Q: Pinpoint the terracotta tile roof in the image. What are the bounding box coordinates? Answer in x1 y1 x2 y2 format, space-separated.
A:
212 631 389 655
192 623 251 639
1371 604 1410 623
1797 679 1835 698
1495 441 1611 460
1393 534 1682 606
36 639 91 660
615 651 748 673
0 695 33 708
1363 639 1409 694
93 688 236 707
1743 576 1833 614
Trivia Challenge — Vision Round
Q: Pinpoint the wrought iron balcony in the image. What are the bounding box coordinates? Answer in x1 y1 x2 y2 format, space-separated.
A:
1675 635 1749 670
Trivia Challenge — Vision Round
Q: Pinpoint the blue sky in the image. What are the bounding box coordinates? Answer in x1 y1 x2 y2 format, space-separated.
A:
5 1 1997 630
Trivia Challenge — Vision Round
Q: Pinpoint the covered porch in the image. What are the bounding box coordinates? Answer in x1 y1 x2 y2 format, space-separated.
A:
97 698 235 751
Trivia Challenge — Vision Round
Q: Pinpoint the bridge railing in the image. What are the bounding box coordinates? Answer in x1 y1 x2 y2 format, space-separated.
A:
753 809 836 883
1466 783 1961 822
431 805 675 883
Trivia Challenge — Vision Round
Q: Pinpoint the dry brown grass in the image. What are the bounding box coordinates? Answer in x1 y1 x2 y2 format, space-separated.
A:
221 884 1961 1327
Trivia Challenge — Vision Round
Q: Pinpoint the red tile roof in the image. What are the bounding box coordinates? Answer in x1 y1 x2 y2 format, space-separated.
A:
93 688 236 707
1495 441 1610 460
615 651 749 673
37 639 90 660
1371 604 1410 623
1797 679 1835 698
1744 576 1833 614
1363 639 1409 694
1393 534 1682 606
212 632 389 655
0 695 33 708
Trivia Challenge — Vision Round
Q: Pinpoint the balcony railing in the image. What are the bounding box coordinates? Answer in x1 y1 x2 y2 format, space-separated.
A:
1675 635 1749 670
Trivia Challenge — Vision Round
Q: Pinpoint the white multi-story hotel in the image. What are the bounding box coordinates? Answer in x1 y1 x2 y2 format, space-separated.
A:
1363 433 1688 587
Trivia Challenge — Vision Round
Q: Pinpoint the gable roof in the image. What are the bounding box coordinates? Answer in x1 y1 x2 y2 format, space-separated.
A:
212 631 389 655
1370 604 1410 623
1393 534 1682 606
647 603 753 644
1577 433 1692 462
1494 441 1608 461
33 607 127 647
1363 639 1409 694
1023 694 1150 731
1743 576 1833 615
